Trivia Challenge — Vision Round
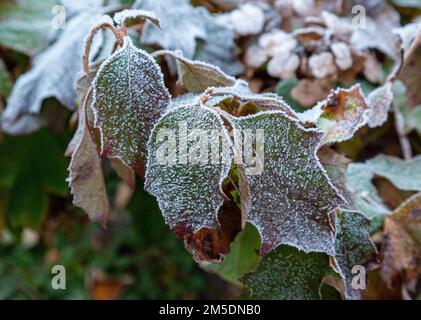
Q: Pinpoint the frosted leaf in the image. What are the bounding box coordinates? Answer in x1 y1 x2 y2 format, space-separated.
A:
346 155 421 219
381 192 421 289
92 37 170 175
161 50 236 92
194 9 244 76
1 12 105 135
242 245 332 300
331 42 353 71
392 80 421 135
393 21 421 51
68 94 110 226
315 85 369 144
229 111 345 255
333 210 377 300
215 3 265 36
134 0 206 58
308 52 337 79
145 104 233 235
267 53 300 80
367 82 393 128
113 9 160 27
205 85 298 119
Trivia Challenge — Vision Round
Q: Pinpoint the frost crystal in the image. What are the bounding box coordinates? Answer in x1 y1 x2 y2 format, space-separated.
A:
145 104 233 234
92 37 170 174
229 111 345 255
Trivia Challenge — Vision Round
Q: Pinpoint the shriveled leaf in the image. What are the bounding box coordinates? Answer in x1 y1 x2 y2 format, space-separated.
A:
315 85 370 144
229 111 345 255
333 210 377 300
159 50 236 92
0 0 58 56
134 0 206 58
203 223 261 286
92 37 170 175
367 82 393 128
145 104 232 237
68 95 109 225
346 155 421 219
381 192 421 291
1 12 105 135
242 245 332 300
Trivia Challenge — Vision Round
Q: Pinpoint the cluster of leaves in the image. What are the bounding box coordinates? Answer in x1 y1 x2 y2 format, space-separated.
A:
1 0 421 300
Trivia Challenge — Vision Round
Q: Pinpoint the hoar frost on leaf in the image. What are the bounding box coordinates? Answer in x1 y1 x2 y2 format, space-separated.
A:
113 9 160 27
333 210 377 300
155 50 235 93
145 104 233 235
367 82 393 128
92 36 170 175
302 85 370 145
228 111 345 255
241 245 332 300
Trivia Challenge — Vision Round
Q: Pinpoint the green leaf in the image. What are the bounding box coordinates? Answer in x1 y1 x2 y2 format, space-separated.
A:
203 223 261 286
92 37 170 174
333 210 377 300
241 245 332 300
0 58 11 98
0 129 69 228
228 111 345 255
145 103 232 235
0 0 59 56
